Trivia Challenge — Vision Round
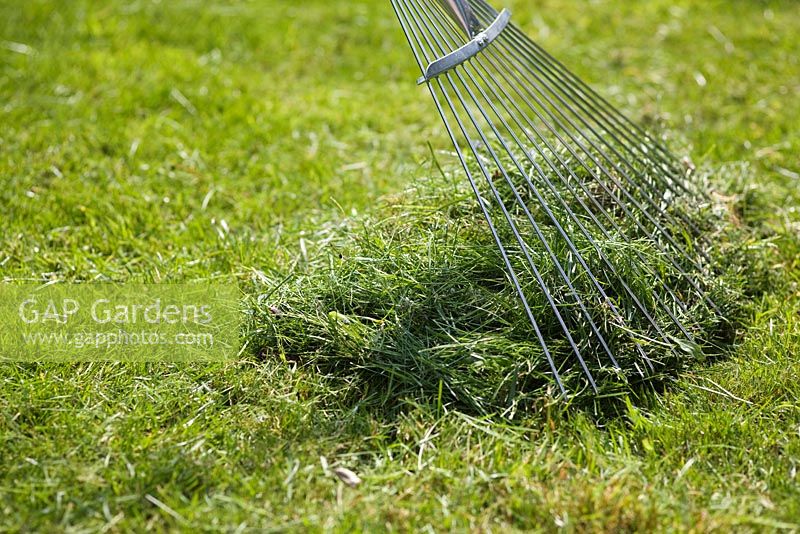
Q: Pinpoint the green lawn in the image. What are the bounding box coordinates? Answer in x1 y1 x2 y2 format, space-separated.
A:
1 0 799 531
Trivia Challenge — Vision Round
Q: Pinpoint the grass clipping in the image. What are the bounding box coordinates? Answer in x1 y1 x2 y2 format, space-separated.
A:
250 160 766 416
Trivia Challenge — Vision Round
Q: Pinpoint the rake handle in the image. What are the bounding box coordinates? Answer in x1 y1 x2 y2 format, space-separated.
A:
435 0 481 37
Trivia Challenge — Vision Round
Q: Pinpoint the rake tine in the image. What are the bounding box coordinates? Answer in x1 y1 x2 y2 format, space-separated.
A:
391 0 721 394
399 0 602 389
468 5 683 169
418 1 698 371
417 0 692 353
483 35 708 234
461 38 710 314
476 44 721 314
413 0 639 371
479 44 708 270
470 1 701 199
477 36 716 266
439 83 602 389
464 59 697 335
391 0 569 395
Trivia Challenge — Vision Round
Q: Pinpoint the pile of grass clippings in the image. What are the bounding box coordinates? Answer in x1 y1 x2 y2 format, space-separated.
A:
248 159 771 417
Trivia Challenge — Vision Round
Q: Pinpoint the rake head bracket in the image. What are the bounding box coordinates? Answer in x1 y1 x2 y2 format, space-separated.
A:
417 8 511 85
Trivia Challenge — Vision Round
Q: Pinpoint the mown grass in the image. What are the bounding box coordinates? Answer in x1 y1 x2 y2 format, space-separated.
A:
249 162 758 416
1 0 799 531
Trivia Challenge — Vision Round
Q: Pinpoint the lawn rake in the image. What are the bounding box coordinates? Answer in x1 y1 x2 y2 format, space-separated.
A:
391 0 720 396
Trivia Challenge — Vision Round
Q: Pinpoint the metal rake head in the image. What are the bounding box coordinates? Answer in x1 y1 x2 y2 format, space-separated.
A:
391 0 720 396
